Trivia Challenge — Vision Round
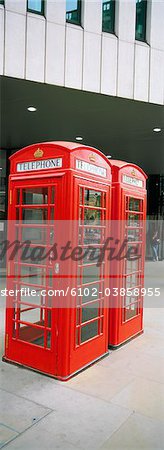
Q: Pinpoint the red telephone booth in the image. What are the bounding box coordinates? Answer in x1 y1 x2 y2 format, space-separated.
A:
3 141 112 380
109 160 147 348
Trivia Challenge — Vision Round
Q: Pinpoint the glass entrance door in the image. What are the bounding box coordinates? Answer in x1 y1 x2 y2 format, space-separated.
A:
6 178 61 376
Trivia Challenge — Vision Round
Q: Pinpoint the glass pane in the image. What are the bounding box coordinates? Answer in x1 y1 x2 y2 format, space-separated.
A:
78 247 101 266
18 266 46 285
82 265 100 284
135 0 147 42
47 310 52 328
81 320 98 343
83 227 102 245
66 0 81 24
22 226 47 243
20 307 45 325
127 227 142 242
19 325 44 346
81 282 100 303
16 208 19 222
49 269 53 287
46 331 51 349
50 227 55 244
128 213 140 227
76 328 80 346
76 308 80 325
87 247 101 264
51 187 55 204
16 189 20 204
66 0 78 12
125 302 138 320
50 208 55 220
22 208 48 222
79 187 83 204
126 257 140 273
125 272 140 288
28 0 43 13
103 193 106 208
129 198 142 212
82 303 99 323
18 285 45 306
79 208 83 223
84 189 102 207
22 188 48 205
102 0 115 33
84 209 101 224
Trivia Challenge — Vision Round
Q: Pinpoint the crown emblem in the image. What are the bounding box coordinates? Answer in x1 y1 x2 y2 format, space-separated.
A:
34 148 44 158
89 153 96 162
131 169 136 176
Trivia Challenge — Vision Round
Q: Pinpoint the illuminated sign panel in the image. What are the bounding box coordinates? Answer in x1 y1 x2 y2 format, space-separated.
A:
123 175 143 188
17 158 62 172
76 159 107 177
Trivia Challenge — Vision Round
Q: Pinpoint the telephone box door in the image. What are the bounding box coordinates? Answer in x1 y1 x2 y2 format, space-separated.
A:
119 192 146 342
5 176 62 376
69 177 110 374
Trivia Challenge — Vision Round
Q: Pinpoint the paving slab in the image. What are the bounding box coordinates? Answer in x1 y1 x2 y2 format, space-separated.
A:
3 405 131 450
100 412 164 450
0 424 18 449
0 388 51 433
65 363 135 402
111 377 164 422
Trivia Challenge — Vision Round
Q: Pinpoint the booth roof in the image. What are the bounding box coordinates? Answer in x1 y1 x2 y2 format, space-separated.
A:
9 141 114 171
9 141 108 159
110 159 147 178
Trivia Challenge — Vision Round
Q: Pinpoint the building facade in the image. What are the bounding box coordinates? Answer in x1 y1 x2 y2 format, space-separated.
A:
0 0 164 105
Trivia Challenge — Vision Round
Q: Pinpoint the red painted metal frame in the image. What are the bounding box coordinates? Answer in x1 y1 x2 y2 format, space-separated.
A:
109 160 147 348
4 141 112 380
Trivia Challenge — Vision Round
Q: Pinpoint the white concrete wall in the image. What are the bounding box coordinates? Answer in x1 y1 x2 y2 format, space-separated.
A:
83 32 101 92
134 43 149 102
101 34 117 96
0 0 164 105
46 22 65 86
149 49 164 104
26 15 45 82
5 11 26 78
65 25 83 89
117 41 134 99
116 0 136 42
0 6 4 75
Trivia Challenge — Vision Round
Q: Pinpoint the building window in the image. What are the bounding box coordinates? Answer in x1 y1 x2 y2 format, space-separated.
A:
66 0 81 25
135 0 147 41
27 0 44 15
102 0 115 34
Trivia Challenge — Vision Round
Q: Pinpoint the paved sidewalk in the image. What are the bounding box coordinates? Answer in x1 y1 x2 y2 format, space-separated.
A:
0 262 164 449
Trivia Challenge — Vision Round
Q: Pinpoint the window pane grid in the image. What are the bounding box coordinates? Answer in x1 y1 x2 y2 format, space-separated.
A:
123 195 144 323
12 186 55 348
102 0 115 34
76 186 107 346
66 0 81 25
135 0 147 42
27 0 44 15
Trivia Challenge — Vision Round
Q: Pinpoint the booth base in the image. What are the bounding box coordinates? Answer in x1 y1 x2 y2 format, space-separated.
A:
108 329 144 350
2 351 109 381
